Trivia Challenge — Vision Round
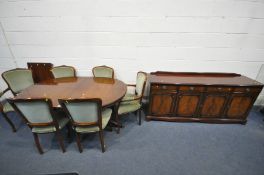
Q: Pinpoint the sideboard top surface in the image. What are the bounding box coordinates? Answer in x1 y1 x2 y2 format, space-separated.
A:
150 71 263 87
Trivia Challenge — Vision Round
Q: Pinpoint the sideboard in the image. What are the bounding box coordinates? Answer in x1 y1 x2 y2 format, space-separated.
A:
146 71 263 124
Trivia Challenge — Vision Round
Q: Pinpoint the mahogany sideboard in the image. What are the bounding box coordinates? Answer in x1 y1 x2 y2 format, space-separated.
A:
146 71 263 124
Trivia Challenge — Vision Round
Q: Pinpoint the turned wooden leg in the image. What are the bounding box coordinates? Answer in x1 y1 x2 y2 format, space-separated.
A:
2 112 16 132
138 109 142 126
98 130 105 153
33 133 44 154
56 130 66 153
76 132 83 153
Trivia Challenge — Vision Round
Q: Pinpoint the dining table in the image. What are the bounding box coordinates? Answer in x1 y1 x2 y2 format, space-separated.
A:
14 77 127 132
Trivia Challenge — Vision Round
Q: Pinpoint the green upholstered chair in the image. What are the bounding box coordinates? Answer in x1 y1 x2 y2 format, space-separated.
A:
118 72 147 127
8 98 70 154
59 98 112 153
2 68 34 96
51 65 76 79
0 89 16 132
92 65 114 79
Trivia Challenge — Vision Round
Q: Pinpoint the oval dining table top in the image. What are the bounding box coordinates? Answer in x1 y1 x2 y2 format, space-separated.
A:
14 77 127 108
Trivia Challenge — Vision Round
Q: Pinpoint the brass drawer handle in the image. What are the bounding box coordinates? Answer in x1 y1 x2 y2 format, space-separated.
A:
217 87 222 90
189 87 194 91
246 88 250 92
162 86 167 89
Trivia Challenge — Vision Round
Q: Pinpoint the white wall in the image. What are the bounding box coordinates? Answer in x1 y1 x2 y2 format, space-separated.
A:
0 0 264 103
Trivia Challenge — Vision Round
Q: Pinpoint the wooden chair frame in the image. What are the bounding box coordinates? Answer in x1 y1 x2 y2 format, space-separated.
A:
58 98 106 153
7 98 68 154
51 65 77 78
0 88 17 132
92 65 114 79
119 71 147 125
2 68 33 96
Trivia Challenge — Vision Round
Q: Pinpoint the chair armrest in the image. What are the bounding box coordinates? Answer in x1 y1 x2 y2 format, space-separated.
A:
0 88 9 112
126 84 136 87
0 88 10 98
121 95 142 103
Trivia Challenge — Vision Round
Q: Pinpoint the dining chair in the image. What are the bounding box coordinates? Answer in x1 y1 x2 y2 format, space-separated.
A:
0 89 16 132
118 72 147 127
92 65 114 79
2 68 34 96
8 98 70 154
59 98 112 153
51 65 76 78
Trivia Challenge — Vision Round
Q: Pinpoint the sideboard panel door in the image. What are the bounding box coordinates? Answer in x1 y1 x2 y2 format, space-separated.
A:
175 94 200 117
200 95 227 117
226 95 253 118
150 94 175 116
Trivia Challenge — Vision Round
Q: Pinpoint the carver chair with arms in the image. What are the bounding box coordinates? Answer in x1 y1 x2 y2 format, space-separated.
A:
2 68 34 96
51 65 76 79
118 72 147 127
92 65 114 79
7 98 70 154
59 98 112 153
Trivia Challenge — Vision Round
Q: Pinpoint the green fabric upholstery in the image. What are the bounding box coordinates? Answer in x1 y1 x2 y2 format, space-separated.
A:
32 111 69 133
3 102 14 113
51 66 75 78
65 102 99 123
2 69 34 94
136 72 147 96
13 101 69 133
93 66 113 78
14 101 54 123
75 108 112 133
121 94 140 105
118 101 141 115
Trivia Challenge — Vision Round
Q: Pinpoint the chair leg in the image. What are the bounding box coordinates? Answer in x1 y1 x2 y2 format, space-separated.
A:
33 133 44 154
56 130 66 153
138 109 142 125
2 112 16 132
76 132 83 153
98 130 105 153
66 124 71 140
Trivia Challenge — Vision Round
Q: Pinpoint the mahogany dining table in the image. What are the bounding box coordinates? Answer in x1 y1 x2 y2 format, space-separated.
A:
14 77 127 131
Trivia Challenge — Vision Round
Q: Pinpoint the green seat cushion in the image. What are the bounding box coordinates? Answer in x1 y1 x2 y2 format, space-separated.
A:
121 94 140 105
32 111 69 134
122 94 138 101
118 101 141 115
3 102 14 113
75 108 112 133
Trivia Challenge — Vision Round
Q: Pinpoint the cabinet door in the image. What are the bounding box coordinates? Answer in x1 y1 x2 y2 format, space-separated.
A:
149 93 175 116
226 95 254 119
200 94 227 117
175 93 200 117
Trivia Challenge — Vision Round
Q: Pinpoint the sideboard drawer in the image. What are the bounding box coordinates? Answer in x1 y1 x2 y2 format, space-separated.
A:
233 87 261 93
207 86 232 92
178 86 204 92
151 85 177 91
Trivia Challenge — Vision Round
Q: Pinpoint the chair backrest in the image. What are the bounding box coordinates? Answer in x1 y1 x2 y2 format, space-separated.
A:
51 65 76 78
59 98 102 127
7 98 55 127
92 65 114 79
135 72 147 97
2 69 34 95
